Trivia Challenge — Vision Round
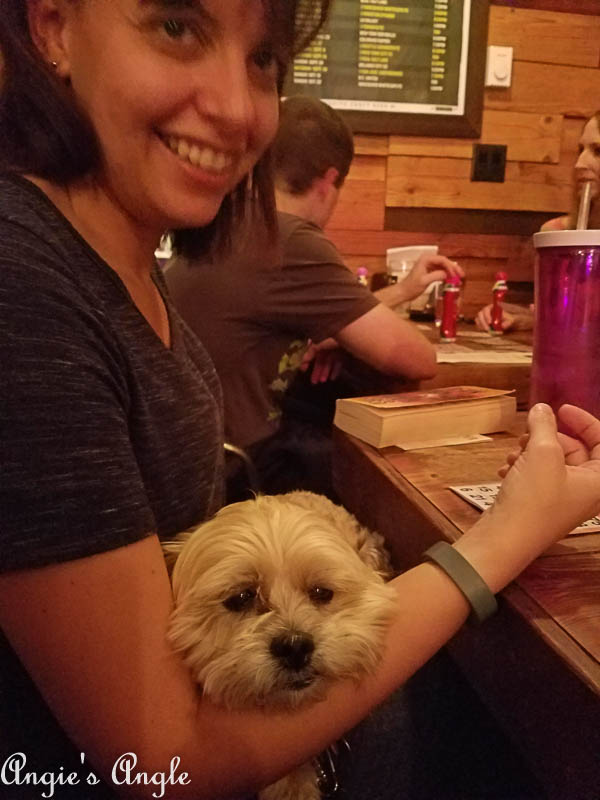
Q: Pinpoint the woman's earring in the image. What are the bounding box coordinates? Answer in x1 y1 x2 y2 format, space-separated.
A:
51 61 58 69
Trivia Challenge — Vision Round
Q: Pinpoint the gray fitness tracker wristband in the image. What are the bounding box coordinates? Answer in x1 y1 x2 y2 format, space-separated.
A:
422 541 498 625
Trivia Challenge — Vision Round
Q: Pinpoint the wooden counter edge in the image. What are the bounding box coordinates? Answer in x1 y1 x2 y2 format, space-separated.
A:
332 429 600 697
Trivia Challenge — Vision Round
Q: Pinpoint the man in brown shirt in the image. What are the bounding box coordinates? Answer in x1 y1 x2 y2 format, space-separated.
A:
166 97 461 498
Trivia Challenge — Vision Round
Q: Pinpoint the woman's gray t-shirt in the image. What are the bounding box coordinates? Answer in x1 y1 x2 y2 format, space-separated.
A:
0 174 224 795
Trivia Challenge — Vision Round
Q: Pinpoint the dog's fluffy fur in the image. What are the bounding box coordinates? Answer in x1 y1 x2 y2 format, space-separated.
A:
163 491 396 800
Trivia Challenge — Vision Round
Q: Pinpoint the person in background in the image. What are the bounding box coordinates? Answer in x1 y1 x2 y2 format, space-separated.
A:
475 301 535 333
476 110 600 333
166 96 463 499
3 4 600 800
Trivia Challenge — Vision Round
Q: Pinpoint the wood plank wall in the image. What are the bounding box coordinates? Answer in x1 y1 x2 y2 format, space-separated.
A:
325 1 600 318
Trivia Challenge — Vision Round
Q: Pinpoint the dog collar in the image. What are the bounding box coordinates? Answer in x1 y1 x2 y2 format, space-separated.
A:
313 737 351 797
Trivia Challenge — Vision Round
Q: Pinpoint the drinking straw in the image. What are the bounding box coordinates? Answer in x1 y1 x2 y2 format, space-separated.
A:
576 181 592 230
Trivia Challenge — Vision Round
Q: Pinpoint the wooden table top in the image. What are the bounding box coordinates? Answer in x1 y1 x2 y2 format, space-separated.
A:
381 427 600 685
333 420 600 799
422 323 532 408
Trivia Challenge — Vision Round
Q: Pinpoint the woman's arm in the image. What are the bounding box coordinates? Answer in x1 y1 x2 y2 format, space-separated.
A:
0 535 472 799
2 403 599 800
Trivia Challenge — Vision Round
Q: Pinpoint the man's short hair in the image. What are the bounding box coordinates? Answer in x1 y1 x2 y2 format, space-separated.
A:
273 96 354 194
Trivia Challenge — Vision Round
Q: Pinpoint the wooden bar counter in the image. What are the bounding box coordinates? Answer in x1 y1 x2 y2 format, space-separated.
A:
421 323 532 409
333 419 600 800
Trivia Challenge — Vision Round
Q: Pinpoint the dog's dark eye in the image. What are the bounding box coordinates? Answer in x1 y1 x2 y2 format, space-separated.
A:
309 586 334 605
224 588 257 612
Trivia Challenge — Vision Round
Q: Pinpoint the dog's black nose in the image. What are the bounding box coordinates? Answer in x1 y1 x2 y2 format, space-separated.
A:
270 633 315 671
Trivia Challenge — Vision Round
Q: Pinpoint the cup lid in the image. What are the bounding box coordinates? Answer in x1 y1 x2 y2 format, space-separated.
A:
444 275 462 286
534 230 600 248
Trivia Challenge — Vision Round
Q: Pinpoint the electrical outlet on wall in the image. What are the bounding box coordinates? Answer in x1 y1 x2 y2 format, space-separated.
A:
471 144 507 183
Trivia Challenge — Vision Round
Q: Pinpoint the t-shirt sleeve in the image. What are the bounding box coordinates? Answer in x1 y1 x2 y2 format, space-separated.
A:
1 247 156 572
255 222 379 343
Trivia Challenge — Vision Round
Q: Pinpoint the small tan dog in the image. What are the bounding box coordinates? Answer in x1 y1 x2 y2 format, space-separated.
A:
164 491 396 800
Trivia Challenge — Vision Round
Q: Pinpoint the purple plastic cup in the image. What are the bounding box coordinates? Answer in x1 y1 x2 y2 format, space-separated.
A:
530 230 600 419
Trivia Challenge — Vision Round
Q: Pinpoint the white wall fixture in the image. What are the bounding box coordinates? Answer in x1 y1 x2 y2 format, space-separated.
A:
485 45 513 88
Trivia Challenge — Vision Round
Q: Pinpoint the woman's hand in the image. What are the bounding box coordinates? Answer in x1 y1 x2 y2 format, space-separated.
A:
399 254 464 302
455 403 600 593
495 404 600 532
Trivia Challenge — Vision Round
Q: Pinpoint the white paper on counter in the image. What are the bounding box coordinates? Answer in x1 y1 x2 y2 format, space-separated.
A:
449 483 600 535
395 434 491 450
436 351 532 364
458 331 498 339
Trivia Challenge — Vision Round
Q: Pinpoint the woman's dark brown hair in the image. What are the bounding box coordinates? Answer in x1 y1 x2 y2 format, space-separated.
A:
0 0 333 257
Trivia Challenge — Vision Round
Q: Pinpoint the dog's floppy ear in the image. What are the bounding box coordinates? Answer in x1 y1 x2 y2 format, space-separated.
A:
349 524 394 580
282 491 394 580
162 531 194 577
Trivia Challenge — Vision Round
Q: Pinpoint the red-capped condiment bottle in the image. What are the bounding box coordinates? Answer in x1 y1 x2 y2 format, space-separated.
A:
356 266 369 287
490 271 508 335
440 275 462 343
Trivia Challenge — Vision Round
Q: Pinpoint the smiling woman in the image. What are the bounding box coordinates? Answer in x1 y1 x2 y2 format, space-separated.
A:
0 0 329 258
2 2 600 800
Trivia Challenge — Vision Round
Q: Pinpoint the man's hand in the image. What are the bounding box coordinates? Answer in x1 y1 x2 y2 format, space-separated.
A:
475 303 515 332
475 303 534 333
299 339 344 384
399 254 464 302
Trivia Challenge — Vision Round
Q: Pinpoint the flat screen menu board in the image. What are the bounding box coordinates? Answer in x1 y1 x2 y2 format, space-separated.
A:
285 0 489 137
